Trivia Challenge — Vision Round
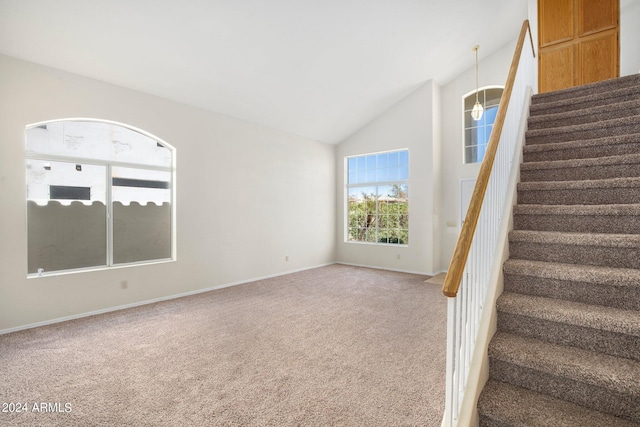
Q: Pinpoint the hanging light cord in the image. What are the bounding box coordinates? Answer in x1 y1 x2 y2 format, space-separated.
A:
474 45 479 103
471 45 484 121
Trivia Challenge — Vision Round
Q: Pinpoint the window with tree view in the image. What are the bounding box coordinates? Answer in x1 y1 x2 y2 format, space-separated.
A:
25 119 175 276
346 150 408 245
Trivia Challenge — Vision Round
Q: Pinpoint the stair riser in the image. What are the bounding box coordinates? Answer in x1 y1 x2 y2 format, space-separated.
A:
478 379 640 427
517 186 640 205
523 141 640 163
531 90 640 116
521 163 640 182
503 274 640 311
509 241 640 269
528 105 640 131
478 416 511 427
526 123 640 145
489 359 640 423
531 76 640 105
497 312 640 361
513 213 640 234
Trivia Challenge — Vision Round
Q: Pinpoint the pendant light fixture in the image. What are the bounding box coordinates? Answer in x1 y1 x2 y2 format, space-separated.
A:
471 45 484 121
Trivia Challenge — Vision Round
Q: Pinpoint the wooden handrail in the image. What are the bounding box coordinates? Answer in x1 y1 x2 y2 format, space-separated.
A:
442 20 535 297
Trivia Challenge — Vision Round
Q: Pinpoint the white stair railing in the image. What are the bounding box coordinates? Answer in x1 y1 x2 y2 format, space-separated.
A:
441 20 535 427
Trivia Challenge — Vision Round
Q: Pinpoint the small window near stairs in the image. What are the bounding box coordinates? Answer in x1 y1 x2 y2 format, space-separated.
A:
463 86 503 164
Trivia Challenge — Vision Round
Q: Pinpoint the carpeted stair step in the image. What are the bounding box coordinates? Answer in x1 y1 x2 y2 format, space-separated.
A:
513 204 640 234
488 332 640 423
523 133 640 163
508 230 640 269
480 74 640 426
531 74 640 107
503 259 640 311
517 177 640 205
528 99 640 131
530 77 640 116
496 292 640 361
520 153 640 182
526 115 640 145
478 379 640 427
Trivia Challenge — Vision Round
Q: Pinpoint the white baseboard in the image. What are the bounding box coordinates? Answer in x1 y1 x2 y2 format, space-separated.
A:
335 261 443 277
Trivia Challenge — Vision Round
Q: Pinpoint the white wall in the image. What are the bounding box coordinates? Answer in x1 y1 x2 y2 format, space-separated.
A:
527 0 539 91
439 41 518 272
621 0 640 75
335 81 441 275
0 54 336 332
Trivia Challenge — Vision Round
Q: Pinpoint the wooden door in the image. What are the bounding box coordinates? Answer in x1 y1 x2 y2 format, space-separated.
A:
538 0 619 93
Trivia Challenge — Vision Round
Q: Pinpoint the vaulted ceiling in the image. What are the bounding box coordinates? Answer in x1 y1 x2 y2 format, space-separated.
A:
0 0 527 144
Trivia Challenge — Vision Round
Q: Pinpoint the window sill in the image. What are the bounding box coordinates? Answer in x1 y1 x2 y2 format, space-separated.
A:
345 241 409 248
27 258 175 279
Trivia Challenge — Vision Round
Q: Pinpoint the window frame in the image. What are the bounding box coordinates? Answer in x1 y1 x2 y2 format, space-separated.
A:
25 118 176 278
462 85 504 164
344 149 409 246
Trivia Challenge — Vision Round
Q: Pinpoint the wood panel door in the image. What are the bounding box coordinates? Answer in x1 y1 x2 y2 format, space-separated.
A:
538 0 619 93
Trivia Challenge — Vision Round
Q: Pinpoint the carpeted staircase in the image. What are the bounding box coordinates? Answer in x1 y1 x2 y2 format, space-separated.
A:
477 74 640 427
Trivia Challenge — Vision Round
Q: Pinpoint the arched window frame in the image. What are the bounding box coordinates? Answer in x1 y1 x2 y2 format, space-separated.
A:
462 86 504 164
25 118 176 277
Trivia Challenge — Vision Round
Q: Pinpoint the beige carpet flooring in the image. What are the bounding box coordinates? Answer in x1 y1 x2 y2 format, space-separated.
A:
424 273 446 286
0 264 447 426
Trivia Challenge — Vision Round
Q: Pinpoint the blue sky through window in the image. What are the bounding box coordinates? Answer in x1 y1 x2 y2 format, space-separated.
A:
347 150 408 185
473 105 499 163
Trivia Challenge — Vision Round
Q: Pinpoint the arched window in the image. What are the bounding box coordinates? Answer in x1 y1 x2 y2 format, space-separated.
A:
463 86 503 164
25 119 175 276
